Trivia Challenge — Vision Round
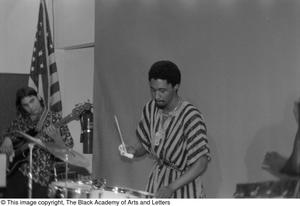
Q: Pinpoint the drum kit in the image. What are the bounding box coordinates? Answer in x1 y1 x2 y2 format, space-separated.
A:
233 149 300 198
15 130 154 198
48 181 154 198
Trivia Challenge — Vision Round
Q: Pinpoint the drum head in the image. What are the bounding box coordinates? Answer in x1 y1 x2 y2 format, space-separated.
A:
94 186 153 198
48 181 93 198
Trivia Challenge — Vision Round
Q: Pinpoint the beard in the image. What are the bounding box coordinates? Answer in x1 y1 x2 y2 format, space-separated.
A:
155 100 167 109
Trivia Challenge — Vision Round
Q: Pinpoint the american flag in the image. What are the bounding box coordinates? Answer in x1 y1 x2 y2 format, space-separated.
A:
28 0 62 114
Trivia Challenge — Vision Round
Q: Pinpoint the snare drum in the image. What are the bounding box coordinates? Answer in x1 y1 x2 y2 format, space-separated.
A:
48 181 93 198
90 186 153 198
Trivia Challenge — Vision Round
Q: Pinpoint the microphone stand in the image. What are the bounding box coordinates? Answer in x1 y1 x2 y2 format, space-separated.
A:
28 143 35 198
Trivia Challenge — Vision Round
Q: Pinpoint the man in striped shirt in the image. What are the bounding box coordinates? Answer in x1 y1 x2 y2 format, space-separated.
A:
119 60 210 198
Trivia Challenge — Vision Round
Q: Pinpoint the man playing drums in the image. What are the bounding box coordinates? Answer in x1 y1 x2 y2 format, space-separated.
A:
119 60 211 198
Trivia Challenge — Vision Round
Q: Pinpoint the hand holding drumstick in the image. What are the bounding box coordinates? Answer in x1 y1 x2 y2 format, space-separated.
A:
114 115 134 159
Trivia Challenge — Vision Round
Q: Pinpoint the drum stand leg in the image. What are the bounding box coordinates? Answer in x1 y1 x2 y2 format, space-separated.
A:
64 153 69 198
294 179 300 197
28 143 35 198
53 163 58 182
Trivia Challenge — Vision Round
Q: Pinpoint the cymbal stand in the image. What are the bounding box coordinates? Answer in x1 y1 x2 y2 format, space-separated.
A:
53 163 58 182
293 179 300 197
28 143 35 198
64 152 69 198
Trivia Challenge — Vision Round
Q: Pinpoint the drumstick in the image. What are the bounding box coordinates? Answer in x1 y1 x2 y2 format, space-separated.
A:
123 187 155 197
114 115 134 159
114 115 127 152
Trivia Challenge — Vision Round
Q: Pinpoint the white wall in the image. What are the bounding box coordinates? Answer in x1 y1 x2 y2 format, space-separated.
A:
53 0 94 48
0 0 94 171
0 0 38 73
54 0 94 171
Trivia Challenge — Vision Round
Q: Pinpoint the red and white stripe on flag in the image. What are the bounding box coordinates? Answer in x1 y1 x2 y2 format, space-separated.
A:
28 0 62 114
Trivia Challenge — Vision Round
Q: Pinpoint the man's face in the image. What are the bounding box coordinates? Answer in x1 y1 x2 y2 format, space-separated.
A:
149 79 178 109
21 95 43 116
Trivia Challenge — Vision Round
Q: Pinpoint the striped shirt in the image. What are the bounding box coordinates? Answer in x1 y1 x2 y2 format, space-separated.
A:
136 100 210 198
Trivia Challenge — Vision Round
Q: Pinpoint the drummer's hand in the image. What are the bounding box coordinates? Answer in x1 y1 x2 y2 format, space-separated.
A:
118 144 134 159
262 151 287 172
0 137 15 160
155 186 174 198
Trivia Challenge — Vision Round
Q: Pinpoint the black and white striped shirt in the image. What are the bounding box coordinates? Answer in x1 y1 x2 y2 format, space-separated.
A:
136 100 210 198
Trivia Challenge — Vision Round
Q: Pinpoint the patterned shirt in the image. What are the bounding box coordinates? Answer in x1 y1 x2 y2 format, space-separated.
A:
136 100 210 198
1 111 73 186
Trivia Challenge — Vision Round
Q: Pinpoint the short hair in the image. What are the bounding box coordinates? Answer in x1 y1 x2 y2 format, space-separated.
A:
16 86 44 116
148 60 181 86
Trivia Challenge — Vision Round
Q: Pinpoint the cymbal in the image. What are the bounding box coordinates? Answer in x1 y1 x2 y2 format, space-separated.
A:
15 130 45 147
15 130 89 168
45 142 89 168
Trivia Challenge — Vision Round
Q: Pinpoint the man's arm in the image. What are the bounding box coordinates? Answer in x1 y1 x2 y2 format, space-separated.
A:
155 155 209 198
263 99 300 176
119 141 148 159
132 142 148 158
281 100 300 175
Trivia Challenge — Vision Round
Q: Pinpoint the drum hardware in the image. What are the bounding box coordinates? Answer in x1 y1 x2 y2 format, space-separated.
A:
234 179 300 198
15 130 89 168
52 161 91 181
79 176 107 188
15 126 152 199
95 186 155 198
48 177 102 198
15 130 90 198
294 179 300 198
64 153 69 198
48 180 94 198
53 163 58 182
48 176 154 199
7 102 92 177
48 176 106 198
28 143 35 198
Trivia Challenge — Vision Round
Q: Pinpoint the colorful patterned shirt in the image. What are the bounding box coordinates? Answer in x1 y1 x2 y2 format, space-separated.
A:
1 111 73 186
136 100 210 198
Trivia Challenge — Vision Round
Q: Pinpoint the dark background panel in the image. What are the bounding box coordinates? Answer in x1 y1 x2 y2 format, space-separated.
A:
0 73 28 134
